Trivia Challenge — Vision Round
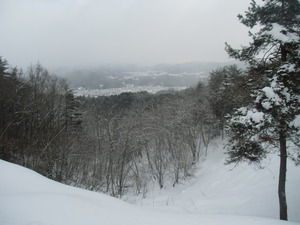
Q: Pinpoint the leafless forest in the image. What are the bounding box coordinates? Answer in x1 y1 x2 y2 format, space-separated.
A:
0 59 249 197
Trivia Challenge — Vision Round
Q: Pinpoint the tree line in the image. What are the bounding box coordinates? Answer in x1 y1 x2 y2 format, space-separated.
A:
0 60 83 181
0 57 248 197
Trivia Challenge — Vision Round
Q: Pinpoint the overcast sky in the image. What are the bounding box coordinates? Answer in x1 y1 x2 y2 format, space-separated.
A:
0 0 253 70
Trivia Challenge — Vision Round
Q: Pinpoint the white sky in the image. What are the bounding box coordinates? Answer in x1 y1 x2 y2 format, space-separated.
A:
0 0 252 69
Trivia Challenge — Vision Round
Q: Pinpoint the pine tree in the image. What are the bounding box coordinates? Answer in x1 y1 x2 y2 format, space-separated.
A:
225 0 300 221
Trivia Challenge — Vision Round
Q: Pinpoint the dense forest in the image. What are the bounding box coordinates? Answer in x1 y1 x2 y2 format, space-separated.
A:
0 57 250 197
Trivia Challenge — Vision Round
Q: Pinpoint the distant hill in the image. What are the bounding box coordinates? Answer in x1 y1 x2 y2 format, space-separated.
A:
56 61 244 90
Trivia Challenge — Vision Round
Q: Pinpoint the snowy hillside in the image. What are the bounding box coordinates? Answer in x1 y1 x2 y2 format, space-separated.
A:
130 140 300 222
1 141 300 225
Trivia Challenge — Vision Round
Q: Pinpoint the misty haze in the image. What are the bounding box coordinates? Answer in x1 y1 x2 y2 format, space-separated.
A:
1 0 251 69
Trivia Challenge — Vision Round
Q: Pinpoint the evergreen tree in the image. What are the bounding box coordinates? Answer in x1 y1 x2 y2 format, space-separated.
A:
0 57 8 77
208 65 249 137
225 0 300 221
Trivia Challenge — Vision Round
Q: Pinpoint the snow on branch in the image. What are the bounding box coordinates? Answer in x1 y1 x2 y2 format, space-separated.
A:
264 23 299 43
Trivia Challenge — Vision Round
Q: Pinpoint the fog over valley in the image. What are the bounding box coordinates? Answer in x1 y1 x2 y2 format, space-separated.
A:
1 0 251 70
59 61 240 96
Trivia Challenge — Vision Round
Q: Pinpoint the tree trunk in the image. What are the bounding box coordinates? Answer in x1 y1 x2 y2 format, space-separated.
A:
278 130 288 221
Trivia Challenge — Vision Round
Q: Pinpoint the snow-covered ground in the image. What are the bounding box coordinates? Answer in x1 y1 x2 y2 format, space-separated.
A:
1 140 299 225
128 140 300 222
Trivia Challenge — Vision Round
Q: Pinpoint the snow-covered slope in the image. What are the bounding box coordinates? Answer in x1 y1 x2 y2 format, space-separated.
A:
131 140 300 223
0 140 299 225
